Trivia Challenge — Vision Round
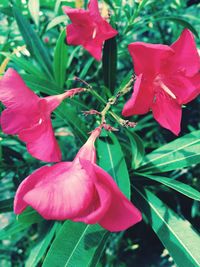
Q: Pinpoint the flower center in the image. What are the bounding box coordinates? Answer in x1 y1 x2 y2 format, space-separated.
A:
154 76 176 99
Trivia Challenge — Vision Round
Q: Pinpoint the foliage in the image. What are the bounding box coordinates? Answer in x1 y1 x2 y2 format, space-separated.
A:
0 0 199 267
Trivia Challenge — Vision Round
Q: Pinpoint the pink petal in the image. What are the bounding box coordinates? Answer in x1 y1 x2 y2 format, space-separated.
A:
98 20 118 41
19 115 61 162
128 42 174 77
80 159 142 232
75 127 101 163
152 92 182 135
23 162 94 220
66 24 92 46
14 162 72 215
170 29 200 77
88 0 101 20
122 74 154 116
63 6 91 26
14 166 52 214
72 159 111 224
0 108 34 134
83 39 103 60
0 68 38 109
163 73 200 105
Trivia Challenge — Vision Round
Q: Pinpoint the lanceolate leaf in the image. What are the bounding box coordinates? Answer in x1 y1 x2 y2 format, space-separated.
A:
46 15 67 31
17 206 44 224
28 0 40 27
102 36 117 94
12 6 53 78
0 221 30 240
135 173 200 201
138 130 200 173
97 131 130 199
42 221 108 267
25 222 59 267
133 187 200 267
153 16 199 38
126 130 145 169
53 29 68 88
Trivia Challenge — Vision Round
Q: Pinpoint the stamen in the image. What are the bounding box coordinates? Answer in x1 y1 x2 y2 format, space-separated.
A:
92 28 97 39
39 118 43 124
159 81 176 99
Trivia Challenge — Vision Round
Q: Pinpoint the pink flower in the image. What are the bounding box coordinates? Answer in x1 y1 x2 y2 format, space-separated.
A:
0 68 83 162
14 127 142 232
122 29 200 135
63 0 118 61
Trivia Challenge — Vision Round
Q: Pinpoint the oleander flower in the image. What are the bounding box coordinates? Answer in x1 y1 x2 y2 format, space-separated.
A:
0 68 84 162
14 127 142 232
122 29 200 135
63 0 118 61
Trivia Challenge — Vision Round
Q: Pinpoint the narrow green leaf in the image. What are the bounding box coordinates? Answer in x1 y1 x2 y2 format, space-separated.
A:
42 221 108 267
97 131 130 198
102 36 117 93
13 6 53 78
25 222 59 267
154 16 199 38
53 29 68 88
55 103 88 143
0 52 44 78
138 130 200 173
0 221 29 240
28 0 40 27
0 198 13 213
126 130 145 169
136 173 200 201
17 206 44 224
46 15 67 31
133 187 200 267
79 57 94 79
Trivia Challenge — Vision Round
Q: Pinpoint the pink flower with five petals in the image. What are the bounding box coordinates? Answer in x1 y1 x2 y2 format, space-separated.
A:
63 0 118 61
0 68 84 162
122 29 200 135
14 127 142 232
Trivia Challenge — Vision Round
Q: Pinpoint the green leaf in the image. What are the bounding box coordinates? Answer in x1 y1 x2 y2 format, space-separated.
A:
0 52 44 78
126 130 145 169
133 187 200 267
46 15 67 31
154 16 199 38
42 221 108 267
13 6 53 78
17 206 44 224
0 198 13 213
135 173 200 201
53 29 68 88
138 130 200 173
97 131 130 198
102 36 117 94
22 73 62 94
0 221 29 240
25 222 59 267
55 103 88 143
28 0 40 27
